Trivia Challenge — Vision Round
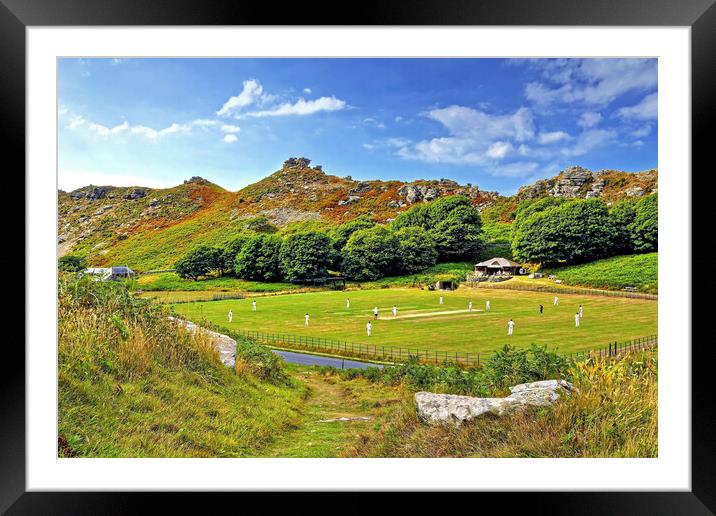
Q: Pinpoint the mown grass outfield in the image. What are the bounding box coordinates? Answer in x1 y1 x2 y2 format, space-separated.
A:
171 287 657 355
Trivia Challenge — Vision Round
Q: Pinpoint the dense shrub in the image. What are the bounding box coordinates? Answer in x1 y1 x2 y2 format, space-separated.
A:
175 245 224 280
630 193 658 252
391 195 483 262
220 234 253 276
394 226 438 274
609 199 637 254
234 234 283 281
341 226 400 281
59 255 86 272
279 231 335 281
512 199 617 264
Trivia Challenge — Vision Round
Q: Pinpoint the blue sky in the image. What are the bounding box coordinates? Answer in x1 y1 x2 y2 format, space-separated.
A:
58 58 657 195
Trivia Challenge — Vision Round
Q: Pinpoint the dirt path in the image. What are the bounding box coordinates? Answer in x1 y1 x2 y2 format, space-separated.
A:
258 369 386 458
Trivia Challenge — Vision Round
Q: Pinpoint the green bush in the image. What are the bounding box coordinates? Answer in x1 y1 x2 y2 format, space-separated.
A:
341 226 400 281
59 255 86 272
394 226 438 274
630 193 657 252
234 234 283 281
279 231 335 281
175 245 224 280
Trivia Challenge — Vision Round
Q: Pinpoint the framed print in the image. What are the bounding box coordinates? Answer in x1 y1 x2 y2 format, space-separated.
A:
4 0 715 512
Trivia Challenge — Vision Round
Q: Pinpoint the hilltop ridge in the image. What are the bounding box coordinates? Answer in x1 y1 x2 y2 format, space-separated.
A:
58 157 658 270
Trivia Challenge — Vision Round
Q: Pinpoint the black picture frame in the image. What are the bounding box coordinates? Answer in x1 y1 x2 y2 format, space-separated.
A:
3 0 714 513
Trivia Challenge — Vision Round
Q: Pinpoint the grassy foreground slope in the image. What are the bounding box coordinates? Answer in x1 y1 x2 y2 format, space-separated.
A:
544 253 658 294
58 276 310 457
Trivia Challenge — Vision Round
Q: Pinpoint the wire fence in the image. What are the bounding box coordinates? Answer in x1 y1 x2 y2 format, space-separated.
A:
466 280 658 301
230 328 658 368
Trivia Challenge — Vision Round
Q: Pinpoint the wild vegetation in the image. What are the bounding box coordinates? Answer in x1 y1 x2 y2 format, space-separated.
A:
58 274 308 457
341 352 658 458
59 276 657 458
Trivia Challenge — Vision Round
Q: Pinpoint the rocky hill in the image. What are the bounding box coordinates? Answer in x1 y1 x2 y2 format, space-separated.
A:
58 158 657 270
515 166 657 203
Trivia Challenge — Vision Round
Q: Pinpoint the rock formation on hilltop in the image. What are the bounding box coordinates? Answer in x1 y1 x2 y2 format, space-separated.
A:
516 166 657 203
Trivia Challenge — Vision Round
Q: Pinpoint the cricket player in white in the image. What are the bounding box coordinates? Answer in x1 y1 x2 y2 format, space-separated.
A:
392 305 397 317
468 301 473 312
228 309 233 323
439 295 443 305
373 306 379 319
579 305 583 319
346 298 350 309
486 300 490 311
508 319 515 336
305 313 310 326
252 300 256 312
575 313 580 327
366 321 372 336
554 296 559 306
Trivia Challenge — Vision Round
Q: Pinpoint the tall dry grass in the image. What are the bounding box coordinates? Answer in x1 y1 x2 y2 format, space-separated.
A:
58 275 220 383
343 353 658 458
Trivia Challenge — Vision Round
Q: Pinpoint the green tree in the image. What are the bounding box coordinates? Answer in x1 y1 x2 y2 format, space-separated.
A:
630 193 658 252
609 198 638 253
220 234 252 276
513 197 566 232
234 234 283 281
58 255 85 272
394 226 438 274
175 245 223 280
430 204 484 261
279 232 335 281
512 199 617 264
329 215 375 252
341 226 400 281
390 195 483 262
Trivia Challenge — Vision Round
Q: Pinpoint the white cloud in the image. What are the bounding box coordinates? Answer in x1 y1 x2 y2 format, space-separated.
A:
393 105 534 165
191 118 218 127
67 115 85 129
220 124 241 134
489 161 540 177
217 79 265 116
560 129 616 157
223 134 238 143
486 141 513 159
631 125 652 138
537 131 571 144
394 116 403 122
523 59 657 107
577 111 602 128
88 120 129 136
243 96 347 118
130 122 189 139
617 92 658 120
303 88 312 94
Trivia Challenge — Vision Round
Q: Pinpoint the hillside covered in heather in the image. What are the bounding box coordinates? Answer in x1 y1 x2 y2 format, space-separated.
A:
58 157 657 271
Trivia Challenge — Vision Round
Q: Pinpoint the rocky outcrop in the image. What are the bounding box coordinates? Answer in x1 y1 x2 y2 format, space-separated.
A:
87 187 108 200
168 317 236 368
398 184 439 204
123 188 147 200
283 157 312 168
550 166 593 198
415 379 573 427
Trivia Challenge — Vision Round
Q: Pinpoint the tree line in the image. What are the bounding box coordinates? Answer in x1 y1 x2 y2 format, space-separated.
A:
175 195 484 282
511 192 657 264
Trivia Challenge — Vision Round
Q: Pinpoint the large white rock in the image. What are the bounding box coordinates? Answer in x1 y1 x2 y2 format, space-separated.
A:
415 379 573 426
168 317 236 369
